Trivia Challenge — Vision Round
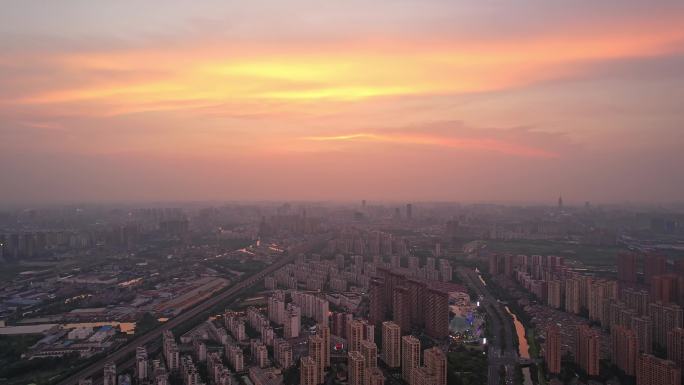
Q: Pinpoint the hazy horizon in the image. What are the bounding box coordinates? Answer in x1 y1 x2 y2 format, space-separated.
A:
2 1 684 204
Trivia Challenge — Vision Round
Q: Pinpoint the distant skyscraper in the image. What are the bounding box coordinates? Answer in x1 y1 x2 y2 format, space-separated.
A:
618 252 638 284
558 195 563 209
401 336 421 384
406 204 413 220
382 321 401 368
636 353 681 385
545 324 561 374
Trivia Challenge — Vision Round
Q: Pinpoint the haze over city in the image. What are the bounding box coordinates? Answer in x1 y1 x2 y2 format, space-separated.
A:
2 1 684 204
2 3 684 385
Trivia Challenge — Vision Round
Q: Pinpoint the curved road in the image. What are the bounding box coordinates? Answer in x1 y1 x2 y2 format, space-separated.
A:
57 254 294 385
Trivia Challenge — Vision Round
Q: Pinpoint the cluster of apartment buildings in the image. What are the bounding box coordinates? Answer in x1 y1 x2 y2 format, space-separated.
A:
491 252 684 384
369 266 451 339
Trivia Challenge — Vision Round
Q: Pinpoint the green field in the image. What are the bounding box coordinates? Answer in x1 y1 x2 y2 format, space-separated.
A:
483 240 628 266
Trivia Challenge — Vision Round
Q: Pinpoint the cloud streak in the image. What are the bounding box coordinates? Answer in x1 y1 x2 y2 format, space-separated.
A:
302 130 559 158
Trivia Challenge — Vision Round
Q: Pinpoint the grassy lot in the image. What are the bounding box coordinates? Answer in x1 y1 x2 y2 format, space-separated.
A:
446 347 488 385
526 328 539 358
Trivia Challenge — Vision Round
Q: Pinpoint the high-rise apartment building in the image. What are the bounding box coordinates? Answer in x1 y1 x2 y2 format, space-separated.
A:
644 254 667 284
666 328 684 376
393 286 411 333
381 321 401 368
332 312 353 338
649 302 683 348
268 296 285 325
103 362 117 385
349 319 365 353
413 366 434 385
424 288 449 339
401 336 421 384
406 278 426 327
618 252 638 284
622 287 650 317
318 323 330 368
348 351 365 385
369 278 386 326
545 324 561 374
309 336 325 385
636 354 681 385
565 278 581 315
361 340 378 385
611 325 638 376
631 315 654 354
284 304 301 339
547 280 562 310
367 367 385 385
163 330 180 371
574 325 600 376
650 274 680 304
136 346 148 381
589 280 619 323
274 339 293 369
301 357 318 385
423 347 446 385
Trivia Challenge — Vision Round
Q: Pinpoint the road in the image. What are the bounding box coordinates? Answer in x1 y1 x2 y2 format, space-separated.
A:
457 267 518 385
56 253 295 385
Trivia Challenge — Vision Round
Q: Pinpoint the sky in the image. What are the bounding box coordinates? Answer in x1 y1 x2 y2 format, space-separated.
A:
1 1 684 204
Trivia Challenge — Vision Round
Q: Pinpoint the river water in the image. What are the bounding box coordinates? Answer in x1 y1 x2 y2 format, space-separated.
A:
505 306 533 385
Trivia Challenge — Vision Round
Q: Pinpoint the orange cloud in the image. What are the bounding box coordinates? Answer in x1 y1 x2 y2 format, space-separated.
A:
3 17 683 119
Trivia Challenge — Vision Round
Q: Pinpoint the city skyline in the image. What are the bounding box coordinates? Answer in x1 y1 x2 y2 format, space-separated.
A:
1 1 683 203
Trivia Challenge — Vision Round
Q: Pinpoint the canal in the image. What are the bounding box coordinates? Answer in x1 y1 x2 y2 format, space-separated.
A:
505 306 533 385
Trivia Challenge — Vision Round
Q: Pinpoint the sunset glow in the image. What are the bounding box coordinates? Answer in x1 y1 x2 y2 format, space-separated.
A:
1 1 684 202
